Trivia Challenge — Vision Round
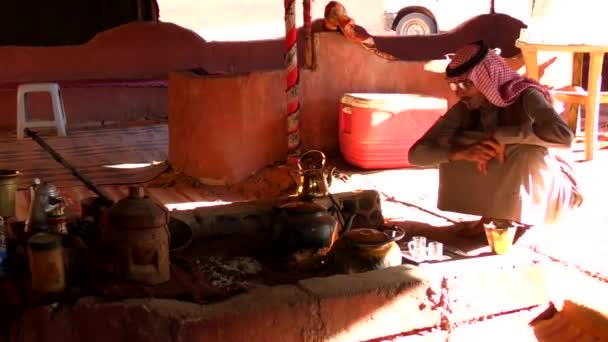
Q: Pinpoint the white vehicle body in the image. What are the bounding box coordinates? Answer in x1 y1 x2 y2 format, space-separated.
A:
383 0 533 36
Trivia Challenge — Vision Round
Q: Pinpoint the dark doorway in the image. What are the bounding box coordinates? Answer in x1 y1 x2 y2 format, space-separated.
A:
0 0 158 46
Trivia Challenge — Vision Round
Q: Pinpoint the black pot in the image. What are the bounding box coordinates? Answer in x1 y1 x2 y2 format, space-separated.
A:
325 226 405 274
272 201 338 256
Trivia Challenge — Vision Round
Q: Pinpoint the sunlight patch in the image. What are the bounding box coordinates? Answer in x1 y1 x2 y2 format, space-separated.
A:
165 201 232 211
103 161 163 169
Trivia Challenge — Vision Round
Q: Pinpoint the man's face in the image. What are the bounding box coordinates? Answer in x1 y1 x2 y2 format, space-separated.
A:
449 80 489 110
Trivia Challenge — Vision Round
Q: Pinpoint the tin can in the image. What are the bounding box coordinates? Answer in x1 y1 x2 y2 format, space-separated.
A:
27 233 65 293
0 170 19 218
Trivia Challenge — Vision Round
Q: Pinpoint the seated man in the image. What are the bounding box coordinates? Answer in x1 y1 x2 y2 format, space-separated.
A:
408 40 582 236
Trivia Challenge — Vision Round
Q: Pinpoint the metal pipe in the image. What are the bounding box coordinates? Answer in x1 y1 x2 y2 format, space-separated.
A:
24 128 114 205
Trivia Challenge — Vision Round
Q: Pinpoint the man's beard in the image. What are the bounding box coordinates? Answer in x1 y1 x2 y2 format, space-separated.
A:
461 97 477 109
461 96 487 110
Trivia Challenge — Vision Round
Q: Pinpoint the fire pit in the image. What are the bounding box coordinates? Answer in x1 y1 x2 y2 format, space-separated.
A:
166 190 388 292
8 190 552 342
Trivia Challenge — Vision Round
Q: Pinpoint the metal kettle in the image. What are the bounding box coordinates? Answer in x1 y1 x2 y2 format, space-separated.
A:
297 150 336 200
272 201 340 257
26 178 64 233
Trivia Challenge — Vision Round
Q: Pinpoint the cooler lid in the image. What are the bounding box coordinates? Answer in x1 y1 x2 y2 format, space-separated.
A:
341 93 446 110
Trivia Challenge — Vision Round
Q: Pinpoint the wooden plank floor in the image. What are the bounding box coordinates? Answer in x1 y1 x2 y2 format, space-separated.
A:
0 123 168 188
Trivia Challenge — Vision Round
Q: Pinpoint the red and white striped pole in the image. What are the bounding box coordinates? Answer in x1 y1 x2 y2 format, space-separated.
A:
284 0 301 161
303 0 313 68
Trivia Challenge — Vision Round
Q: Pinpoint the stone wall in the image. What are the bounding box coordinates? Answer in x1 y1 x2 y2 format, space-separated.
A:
168 32 460 184
169 30 571 184
0 15 515 130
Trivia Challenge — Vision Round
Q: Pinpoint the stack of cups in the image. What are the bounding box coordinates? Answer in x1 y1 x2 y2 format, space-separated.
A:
407 236 443 261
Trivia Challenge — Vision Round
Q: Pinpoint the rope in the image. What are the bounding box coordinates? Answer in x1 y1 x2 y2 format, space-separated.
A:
284 0 301 161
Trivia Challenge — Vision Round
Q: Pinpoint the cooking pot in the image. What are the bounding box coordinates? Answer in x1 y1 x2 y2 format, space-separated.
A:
272 201 341 256
325 226 405 274
104 186 170 285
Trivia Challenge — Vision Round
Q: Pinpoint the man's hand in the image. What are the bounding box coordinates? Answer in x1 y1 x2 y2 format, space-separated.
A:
480 139 505 164
449 139 505 175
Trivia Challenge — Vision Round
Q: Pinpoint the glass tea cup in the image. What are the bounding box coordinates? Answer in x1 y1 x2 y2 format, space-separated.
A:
483 221 517 255
426 241 443 261
407 236 427 260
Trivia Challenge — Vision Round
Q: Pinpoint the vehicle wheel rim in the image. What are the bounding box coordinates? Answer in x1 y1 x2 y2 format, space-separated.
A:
404 20 427 36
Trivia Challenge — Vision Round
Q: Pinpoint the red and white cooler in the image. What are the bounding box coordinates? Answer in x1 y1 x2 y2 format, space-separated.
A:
339 93 447 169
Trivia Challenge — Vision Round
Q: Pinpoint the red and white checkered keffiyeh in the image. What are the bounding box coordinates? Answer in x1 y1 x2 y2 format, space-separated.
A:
447 42 552 107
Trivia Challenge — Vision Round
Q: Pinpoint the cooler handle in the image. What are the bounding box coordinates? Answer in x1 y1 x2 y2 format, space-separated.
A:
340 105 352 134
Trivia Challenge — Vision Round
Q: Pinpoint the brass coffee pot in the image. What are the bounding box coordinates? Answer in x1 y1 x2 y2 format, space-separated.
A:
297 150 336 200
26 178 65 233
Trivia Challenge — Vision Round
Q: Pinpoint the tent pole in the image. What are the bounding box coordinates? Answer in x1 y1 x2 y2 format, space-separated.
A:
284 0 301 160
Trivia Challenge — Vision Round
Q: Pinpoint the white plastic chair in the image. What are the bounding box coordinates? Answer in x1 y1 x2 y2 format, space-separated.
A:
16 82 67 140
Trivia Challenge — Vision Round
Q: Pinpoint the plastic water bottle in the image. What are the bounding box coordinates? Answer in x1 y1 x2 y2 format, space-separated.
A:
0 216 7 275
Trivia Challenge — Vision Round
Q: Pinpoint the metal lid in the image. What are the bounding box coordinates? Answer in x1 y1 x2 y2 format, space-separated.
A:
107 186 168 229
28 232 62 251
277 201 326 214
33 179 60 198
0 170 19 178
342 227 404 248
344 228 389 244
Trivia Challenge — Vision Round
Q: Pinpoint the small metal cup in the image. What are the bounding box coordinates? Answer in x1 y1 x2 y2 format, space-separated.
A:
483 221 517 255
0 170 19 218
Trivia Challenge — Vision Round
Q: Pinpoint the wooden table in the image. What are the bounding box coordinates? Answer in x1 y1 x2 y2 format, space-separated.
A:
515 39 608 161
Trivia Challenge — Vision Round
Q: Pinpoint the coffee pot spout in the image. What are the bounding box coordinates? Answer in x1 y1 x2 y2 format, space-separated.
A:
45 196 64 213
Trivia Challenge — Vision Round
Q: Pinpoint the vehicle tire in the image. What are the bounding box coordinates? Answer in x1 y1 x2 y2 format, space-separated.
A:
396 13 436 36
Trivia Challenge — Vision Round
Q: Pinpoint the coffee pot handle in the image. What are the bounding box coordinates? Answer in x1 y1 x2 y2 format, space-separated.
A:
298 150 327 171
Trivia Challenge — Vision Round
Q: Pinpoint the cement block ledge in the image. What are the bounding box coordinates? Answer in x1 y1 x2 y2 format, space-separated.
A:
11 265 440 342
11 252 550 342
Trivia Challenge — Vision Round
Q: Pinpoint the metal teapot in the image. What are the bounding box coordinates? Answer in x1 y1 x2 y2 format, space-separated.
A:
297 150 336 200
26 178 65 233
